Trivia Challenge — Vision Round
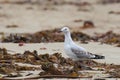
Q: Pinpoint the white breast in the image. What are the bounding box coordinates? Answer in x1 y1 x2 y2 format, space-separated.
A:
64 44 78 60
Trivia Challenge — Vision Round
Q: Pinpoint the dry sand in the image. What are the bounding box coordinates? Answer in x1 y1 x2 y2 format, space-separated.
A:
0 0 120 35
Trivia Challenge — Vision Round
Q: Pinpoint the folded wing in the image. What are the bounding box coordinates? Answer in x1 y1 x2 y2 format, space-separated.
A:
71 47 105 59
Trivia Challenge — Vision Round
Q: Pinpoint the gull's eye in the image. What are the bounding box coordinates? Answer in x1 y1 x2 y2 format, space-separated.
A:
64 29 67 30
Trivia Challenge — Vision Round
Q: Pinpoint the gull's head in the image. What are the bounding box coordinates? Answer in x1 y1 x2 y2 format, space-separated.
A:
60 27 70 34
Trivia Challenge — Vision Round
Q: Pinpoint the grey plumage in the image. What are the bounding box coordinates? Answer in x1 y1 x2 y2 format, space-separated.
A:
61 27 105 60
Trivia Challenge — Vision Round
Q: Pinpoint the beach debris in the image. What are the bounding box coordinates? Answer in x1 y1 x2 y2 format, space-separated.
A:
2 28 120 47
0 61 16 74
40 61 80 77
2 28 91 43
93 31 120 45
40 47 47 50
6 73 22 77
6 24 18 28
49 55 58 63
40 62 64 75
105 64 120 78
109 69 120 78
116 44 120 47
18 41 24 46
31 29 64 42
81 20 95 29
2 33 30 43
0 48 8 55
0 48 119 78
1 28 120 47
109 11 120 15
1 29 120 47
71 32 91 41
74 19 83 23
98 0 120 4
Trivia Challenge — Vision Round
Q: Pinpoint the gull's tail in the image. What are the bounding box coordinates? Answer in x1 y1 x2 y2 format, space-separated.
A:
88 52 105 59
92 54 105 59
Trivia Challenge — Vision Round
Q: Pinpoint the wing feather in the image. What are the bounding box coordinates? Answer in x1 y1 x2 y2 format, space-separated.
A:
71 47 95 58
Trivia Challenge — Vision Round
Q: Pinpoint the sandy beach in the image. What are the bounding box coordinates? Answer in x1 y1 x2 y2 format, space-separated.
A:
0 0 120 35
0 42 120 64
0 0 120 79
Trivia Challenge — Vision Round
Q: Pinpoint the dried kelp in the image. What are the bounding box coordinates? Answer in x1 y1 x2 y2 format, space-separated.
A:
2 28 120 47
2 33 30 43
93 31 120 45
0 48 120 78
81 21 95 29
1 28 91 43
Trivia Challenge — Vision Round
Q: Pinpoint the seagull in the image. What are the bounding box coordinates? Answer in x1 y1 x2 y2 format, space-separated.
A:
60 27 105 60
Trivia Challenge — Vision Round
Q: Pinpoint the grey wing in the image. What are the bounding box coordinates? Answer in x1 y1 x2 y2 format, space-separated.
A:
71 47 95 59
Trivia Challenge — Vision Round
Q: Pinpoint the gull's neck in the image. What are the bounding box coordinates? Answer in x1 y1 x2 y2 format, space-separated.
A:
64 31 74 44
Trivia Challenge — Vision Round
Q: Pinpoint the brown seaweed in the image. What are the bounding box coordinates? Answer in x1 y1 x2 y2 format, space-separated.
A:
0 48 120 78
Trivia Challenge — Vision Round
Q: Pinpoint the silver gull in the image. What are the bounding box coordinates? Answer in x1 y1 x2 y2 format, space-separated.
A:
60 27 105 60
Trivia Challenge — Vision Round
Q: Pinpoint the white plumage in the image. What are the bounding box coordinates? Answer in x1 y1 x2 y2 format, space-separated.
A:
60 27 104 60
